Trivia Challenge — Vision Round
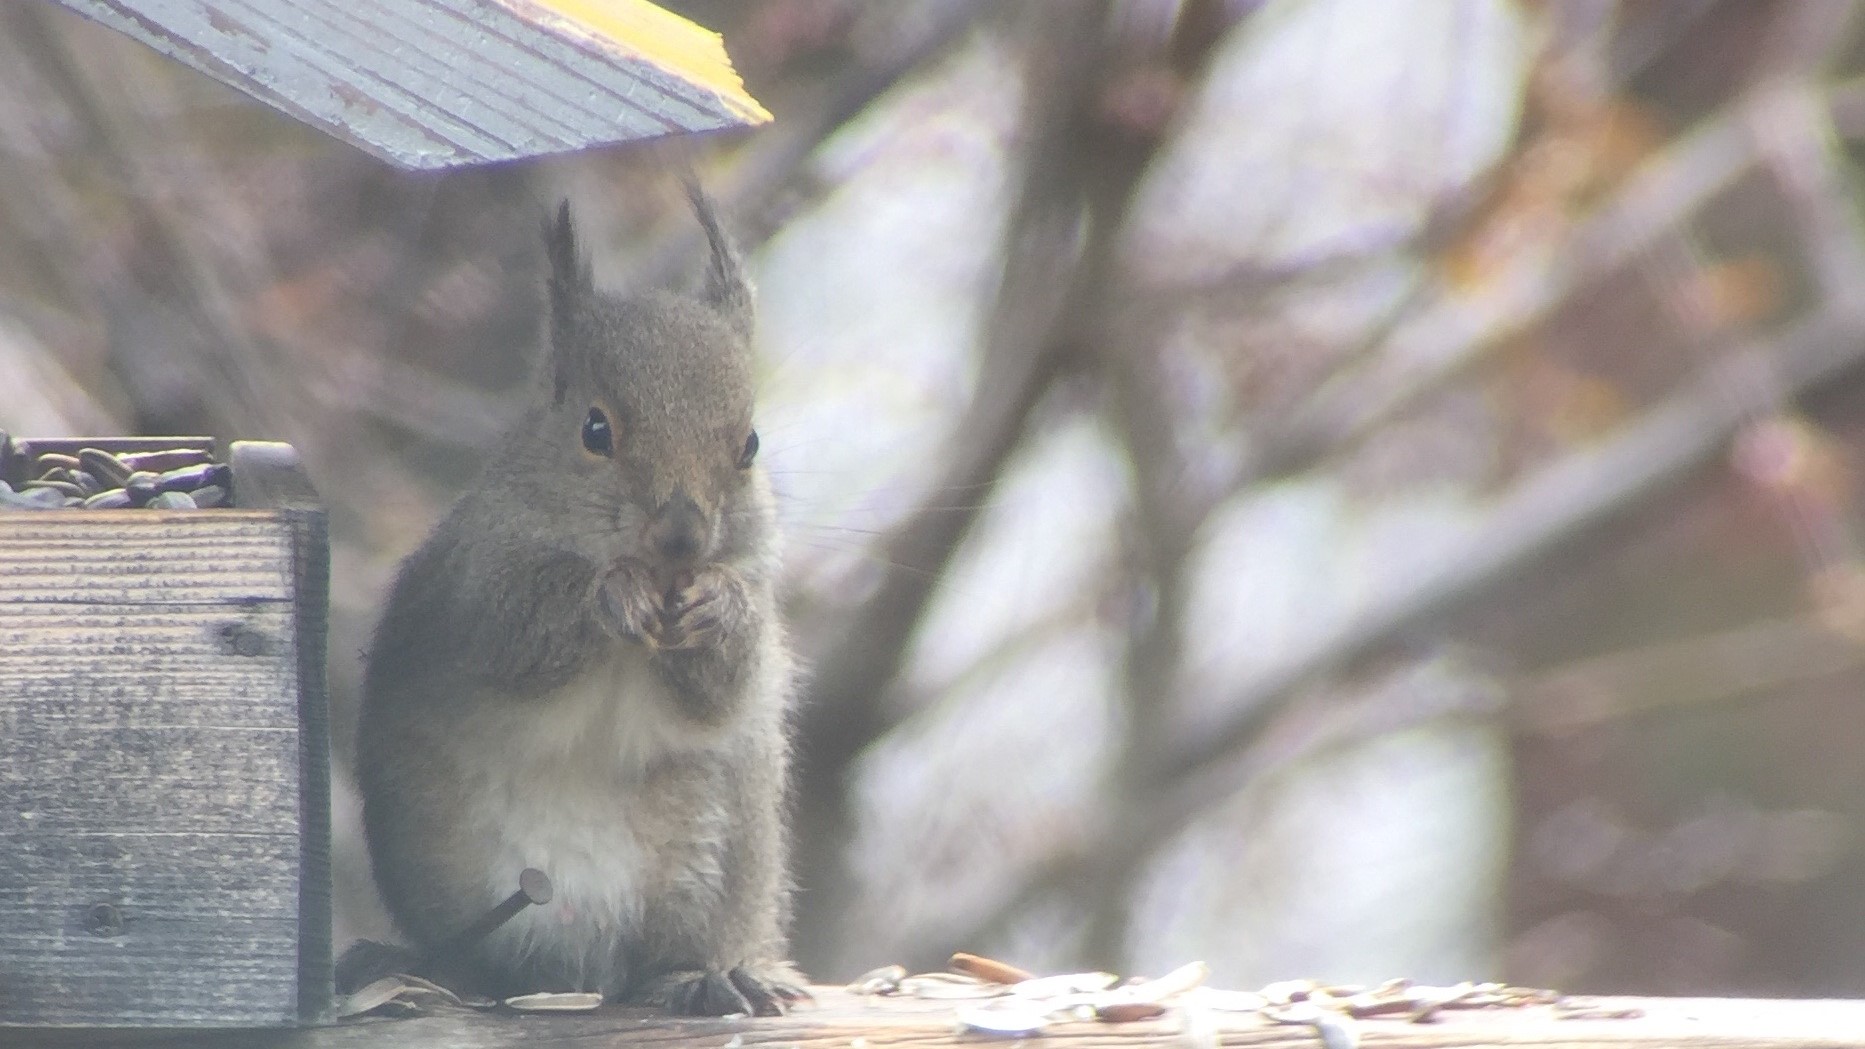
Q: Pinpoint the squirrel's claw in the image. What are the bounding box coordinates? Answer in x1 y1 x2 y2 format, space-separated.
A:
635 964 804 1017
637 968 750 1016
657 566 742 651
595 560 665 647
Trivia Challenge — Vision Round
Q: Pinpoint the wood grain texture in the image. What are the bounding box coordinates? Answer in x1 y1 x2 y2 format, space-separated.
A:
0 441 331 1028
9 989 1865 1049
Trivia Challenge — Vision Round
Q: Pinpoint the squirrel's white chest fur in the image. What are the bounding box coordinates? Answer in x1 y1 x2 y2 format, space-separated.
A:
460 644 716 988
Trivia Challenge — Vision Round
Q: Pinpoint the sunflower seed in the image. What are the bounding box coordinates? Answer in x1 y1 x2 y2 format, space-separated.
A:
19 486 65 507
157 463 222 492
13 444 234 510
33 453 81 473
190 484 228 508
949 953 1034 985
1 488 59 509
78 448 132 487
119 448 212 473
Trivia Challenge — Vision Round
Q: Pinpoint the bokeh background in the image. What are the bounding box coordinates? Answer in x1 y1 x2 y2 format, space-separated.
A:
5 0 1865 996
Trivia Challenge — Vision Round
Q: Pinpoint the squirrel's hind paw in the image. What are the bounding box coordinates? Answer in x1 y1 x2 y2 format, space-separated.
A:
637 964 809 1017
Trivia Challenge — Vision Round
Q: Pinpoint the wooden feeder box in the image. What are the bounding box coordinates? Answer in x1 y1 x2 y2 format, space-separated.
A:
0 436 331 1028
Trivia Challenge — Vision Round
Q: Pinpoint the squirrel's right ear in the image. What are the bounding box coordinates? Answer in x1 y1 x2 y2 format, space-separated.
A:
544 200 592 405
682 176 754 342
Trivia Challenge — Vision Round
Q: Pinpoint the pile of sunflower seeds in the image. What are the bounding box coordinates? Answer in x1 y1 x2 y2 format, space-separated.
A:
0 442 230 511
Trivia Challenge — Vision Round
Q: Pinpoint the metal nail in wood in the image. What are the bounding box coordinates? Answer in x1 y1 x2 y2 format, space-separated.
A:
435 868 553 957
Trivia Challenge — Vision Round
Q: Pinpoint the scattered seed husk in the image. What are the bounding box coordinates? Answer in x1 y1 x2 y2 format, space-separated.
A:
847 964 906 995
337 977 411 1019
33 453 80 473
1262 979 1319 1005
190 483 228 507
949 952 1033 985
955 1004 1051 1037
82 489 132 510
1009 971 1119 999
1111 960 1208 1004
146 491 198 510
1096 1000 1167 1023
1312 1010 1360 1049
390 974 466 1008
1184 988 1268 1013
898 972 1000 1000
502 991 603 1013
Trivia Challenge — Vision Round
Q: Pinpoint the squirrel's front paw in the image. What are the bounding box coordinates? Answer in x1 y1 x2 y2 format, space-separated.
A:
595 559 666 647
657 565 749 651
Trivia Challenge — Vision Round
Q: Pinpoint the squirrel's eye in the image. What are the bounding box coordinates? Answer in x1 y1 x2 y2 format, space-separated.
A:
736 430 759 470
582 408 614 457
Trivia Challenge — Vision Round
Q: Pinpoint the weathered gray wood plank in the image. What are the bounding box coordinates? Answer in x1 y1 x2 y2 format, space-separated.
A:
0 604 298 727
11 990 1865 1049
0 514 297 605
46 0 770 169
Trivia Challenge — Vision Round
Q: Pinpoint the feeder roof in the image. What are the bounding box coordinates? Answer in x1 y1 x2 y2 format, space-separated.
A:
52 0 771 169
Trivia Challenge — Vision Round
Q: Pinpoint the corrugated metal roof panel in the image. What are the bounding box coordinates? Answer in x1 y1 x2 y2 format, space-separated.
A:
52 0 771 169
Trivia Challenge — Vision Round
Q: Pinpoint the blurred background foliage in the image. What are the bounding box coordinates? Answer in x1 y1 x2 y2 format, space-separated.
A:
5 0 1865 996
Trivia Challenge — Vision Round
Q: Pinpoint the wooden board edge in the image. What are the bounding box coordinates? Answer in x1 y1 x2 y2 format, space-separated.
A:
290 506 335 1025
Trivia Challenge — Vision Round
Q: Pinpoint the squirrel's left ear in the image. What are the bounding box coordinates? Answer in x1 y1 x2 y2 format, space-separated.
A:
544 200 592 405
682 176 754 342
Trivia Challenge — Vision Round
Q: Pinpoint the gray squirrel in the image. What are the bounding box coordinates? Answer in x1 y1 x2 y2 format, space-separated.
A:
355 184 804 1016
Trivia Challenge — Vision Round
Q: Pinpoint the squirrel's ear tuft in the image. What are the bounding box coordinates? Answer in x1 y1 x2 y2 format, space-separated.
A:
682 176 753 341
543 200 591 405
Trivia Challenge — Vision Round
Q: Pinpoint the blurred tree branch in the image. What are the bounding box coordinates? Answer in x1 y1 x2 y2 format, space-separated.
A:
632 0 1001 289
789 0 1114 975
911 47 1865 955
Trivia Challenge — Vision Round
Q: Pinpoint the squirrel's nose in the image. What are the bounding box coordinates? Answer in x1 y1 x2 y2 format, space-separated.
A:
645 489 705 564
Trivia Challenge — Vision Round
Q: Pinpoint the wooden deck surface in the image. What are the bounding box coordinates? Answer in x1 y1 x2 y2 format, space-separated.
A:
10 988 1865 1048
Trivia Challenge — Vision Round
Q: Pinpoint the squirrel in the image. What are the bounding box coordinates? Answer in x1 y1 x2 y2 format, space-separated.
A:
355 184 804 1016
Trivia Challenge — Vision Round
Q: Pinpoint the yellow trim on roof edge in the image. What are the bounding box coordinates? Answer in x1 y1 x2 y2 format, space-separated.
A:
496 0 772 126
